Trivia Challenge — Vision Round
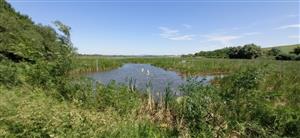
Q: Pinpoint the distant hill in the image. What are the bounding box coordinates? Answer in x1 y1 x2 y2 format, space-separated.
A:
263 44 300 54
191 43 300 59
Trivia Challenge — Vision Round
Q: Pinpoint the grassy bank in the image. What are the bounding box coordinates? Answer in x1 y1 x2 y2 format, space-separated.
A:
0 85 175 137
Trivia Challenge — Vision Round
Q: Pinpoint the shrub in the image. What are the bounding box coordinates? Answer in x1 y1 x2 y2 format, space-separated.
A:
267 48 281 56
292 46 300 55
275 54 296 60
0 60 20 87
228 44 262 59
174 79 224 137
295 55 300 61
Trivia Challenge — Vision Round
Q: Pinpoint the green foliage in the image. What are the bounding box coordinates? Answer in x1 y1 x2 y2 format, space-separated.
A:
267 47 281 56
194 48 230 58
274 47 300 60
228 44 262 59
292 46 300 55
0 87 174 137
0 60 20 87
0 1 76 90
1 0 299 137
175 80 223 137
295 55 300 60
193 44 262 59
275 53 296 60
263 44 300 54
1 57 300 137
93 82 141 114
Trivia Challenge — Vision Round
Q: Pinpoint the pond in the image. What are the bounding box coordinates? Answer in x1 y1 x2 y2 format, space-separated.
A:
86 64 216 96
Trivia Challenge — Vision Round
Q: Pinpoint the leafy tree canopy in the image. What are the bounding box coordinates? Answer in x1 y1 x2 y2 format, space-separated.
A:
0 0 76 87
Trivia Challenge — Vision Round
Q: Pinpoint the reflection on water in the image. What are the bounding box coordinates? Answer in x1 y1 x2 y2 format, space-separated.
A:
86 64 216 95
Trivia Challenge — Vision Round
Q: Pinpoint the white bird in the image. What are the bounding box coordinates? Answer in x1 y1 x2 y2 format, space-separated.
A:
146 69 150 76
141 68 144 72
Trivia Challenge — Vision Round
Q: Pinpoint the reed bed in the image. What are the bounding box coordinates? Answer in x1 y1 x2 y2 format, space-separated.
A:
73 56 300 76
2 56 299 137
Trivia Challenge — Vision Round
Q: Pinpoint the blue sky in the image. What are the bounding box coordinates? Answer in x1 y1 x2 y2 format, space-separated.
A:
8 0 300 55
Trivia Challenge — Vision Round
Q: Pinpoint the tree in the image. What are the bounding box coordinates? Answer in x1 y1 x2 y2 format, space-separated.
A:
228 46 242 59
267 48 281 56
0 0 76 87
194 48 230 58
293 47 300 55
227 44 262 59
241 44 262 59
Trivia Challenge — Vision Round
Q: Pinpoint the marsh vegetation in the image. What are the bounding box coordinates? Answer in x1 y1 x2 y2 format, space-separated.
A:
1 0 299 137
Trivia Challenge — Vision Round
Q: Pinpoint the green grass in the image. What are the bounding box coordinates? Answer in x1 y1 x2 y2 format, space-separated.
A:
0 84 176 137
263 44 300 54
1 57 300 137
73 56 300 75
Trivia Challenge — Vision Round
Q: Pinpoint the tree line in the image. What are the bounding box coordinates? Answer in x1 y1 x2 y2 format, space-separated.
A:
187 43 300 60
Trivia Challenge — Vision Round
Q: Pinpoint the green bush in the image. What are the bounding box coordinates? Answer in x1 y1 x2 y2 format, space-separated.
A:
267 48 281 56
275 54 296 60
228 44 262 59
174 79 224 137
0 60 20 87
292 46 300 55
295 55 300 61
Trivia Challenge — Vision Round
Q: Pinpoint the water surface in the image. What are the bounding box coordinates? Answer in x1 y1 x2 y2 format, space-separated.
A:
86 64 215 95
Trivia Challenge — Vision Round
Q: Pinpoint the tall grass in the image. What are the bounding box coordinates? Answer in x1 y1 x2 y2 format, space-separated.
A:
70 57 122 74
1 57 299 137
74 56 300 75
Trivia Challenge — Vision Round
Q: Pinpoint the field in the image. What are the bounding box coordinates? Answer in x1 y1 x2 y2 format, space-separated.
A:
263 44 300 54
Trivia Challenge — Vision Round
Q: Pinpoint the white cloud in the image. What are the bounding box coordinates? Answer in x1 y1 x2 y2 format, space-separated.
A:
243 32 261 36
276 24 300 30
288 35 300 39
202 34 241 44
168 35 195 40
159 27 179 38
182 24 192 29
200 31 261 44
159 26 194 41
287 14 299 18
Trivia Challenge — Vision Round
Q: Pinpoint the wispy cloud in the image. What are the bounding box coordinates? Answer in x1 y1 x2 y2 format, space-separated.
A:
202 34 241 44
288 35 300 39
243 32 261 36
275 24 300 30
287 14 299 18
168 35 195 40
159 27 195 41
159 27 179 38
182 24 192 29
200 31 261 44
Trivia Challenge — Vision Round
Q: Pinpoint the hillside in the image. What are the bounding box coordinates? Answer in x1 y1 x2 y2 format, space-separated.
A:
0 0 76 86
263 44 300 54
